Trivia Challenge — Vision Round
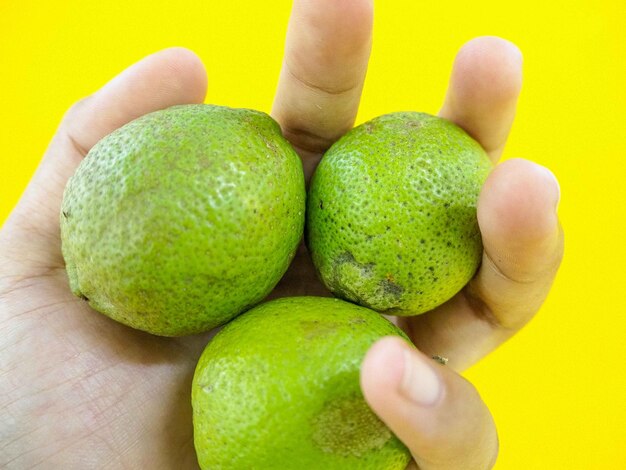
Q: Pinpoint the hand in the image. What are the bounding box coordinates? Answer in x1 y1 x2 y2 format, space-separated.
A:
0 2 563 470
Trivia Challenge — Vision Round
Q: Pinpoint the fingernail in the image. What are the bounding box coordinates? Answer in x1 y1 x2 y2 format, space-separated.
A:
399 348 442 407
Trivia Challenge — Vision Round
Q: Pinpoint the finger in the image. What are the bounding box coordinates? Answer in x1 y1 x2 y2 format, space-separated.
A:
439 36 523 162
403 159 563 371
65 48 207 152
271 0 373 178
361 337 498 470
1 48 207 270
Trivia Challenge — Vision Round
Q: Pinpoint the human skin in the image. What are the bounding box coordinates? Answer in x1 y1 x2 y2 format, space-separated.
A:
0 0 563 468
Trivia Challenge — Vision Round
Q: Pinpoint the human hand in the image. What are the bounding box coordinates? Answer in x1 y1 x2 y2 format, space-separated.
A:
0 1 563 469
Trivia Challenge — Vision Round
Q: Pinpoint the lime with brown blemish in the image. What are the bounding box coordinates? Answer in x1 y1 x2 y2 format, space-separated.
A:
307 112 492 315
60 104 305 336
191 296 411 469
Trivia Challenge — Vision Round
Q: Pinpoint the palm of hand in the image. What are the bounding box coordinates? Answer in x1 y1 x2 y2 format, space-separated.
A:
0 257 210 467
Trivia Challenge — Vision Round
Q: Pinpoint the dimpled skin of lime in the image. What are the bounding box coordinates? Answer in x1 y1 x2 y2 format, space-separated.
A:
60 104 305 336
307 112 492 315
192 297 411 470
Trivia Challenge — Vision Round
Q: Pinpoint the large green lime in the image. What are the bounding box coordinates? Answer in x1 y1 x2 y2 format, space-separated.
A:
61 104 305 336
192 296 411 469
307 112 492 315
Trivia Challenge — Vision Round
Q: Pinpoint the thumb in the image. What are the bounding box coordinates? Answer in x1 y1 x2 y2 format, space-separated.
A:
361 337 498 470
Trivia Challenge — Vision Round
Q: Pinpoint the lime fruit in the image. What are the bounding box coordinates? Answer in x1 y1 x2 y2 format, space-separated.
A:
61 104 305 336
307 112 492 315
192 296 411 469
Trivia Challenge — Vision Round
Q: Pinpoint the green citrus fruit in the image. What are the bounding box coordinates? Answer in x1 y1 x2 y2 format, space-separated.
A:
307 112 492 315
192 296 411 469
61 104 305 336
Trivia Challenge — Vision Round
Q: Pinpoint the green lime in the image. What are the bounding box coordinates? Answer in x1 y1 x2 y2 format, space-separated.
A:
61 104 305 336
192 296 411 469
307 112 492 315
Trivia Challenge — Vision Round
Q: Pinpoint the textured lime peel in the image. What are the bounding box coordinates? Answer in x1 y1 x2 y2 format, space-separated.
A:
192 297 411 469
307 112 492 315
61 104 305 336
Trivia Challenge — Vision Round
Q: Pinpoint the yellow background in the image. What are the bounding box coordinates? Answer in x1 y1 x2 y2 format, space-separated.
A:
1 0 624 468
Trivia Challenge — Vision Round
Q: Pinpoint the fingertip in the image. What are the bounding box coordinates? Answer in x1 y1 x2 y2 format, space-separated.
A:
153 47 208 103
360 336 407 406
288 0 373 67
452 36 523 105
479 158 560 244
118 47 208 108
66 47 209 152
361 337 444 428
